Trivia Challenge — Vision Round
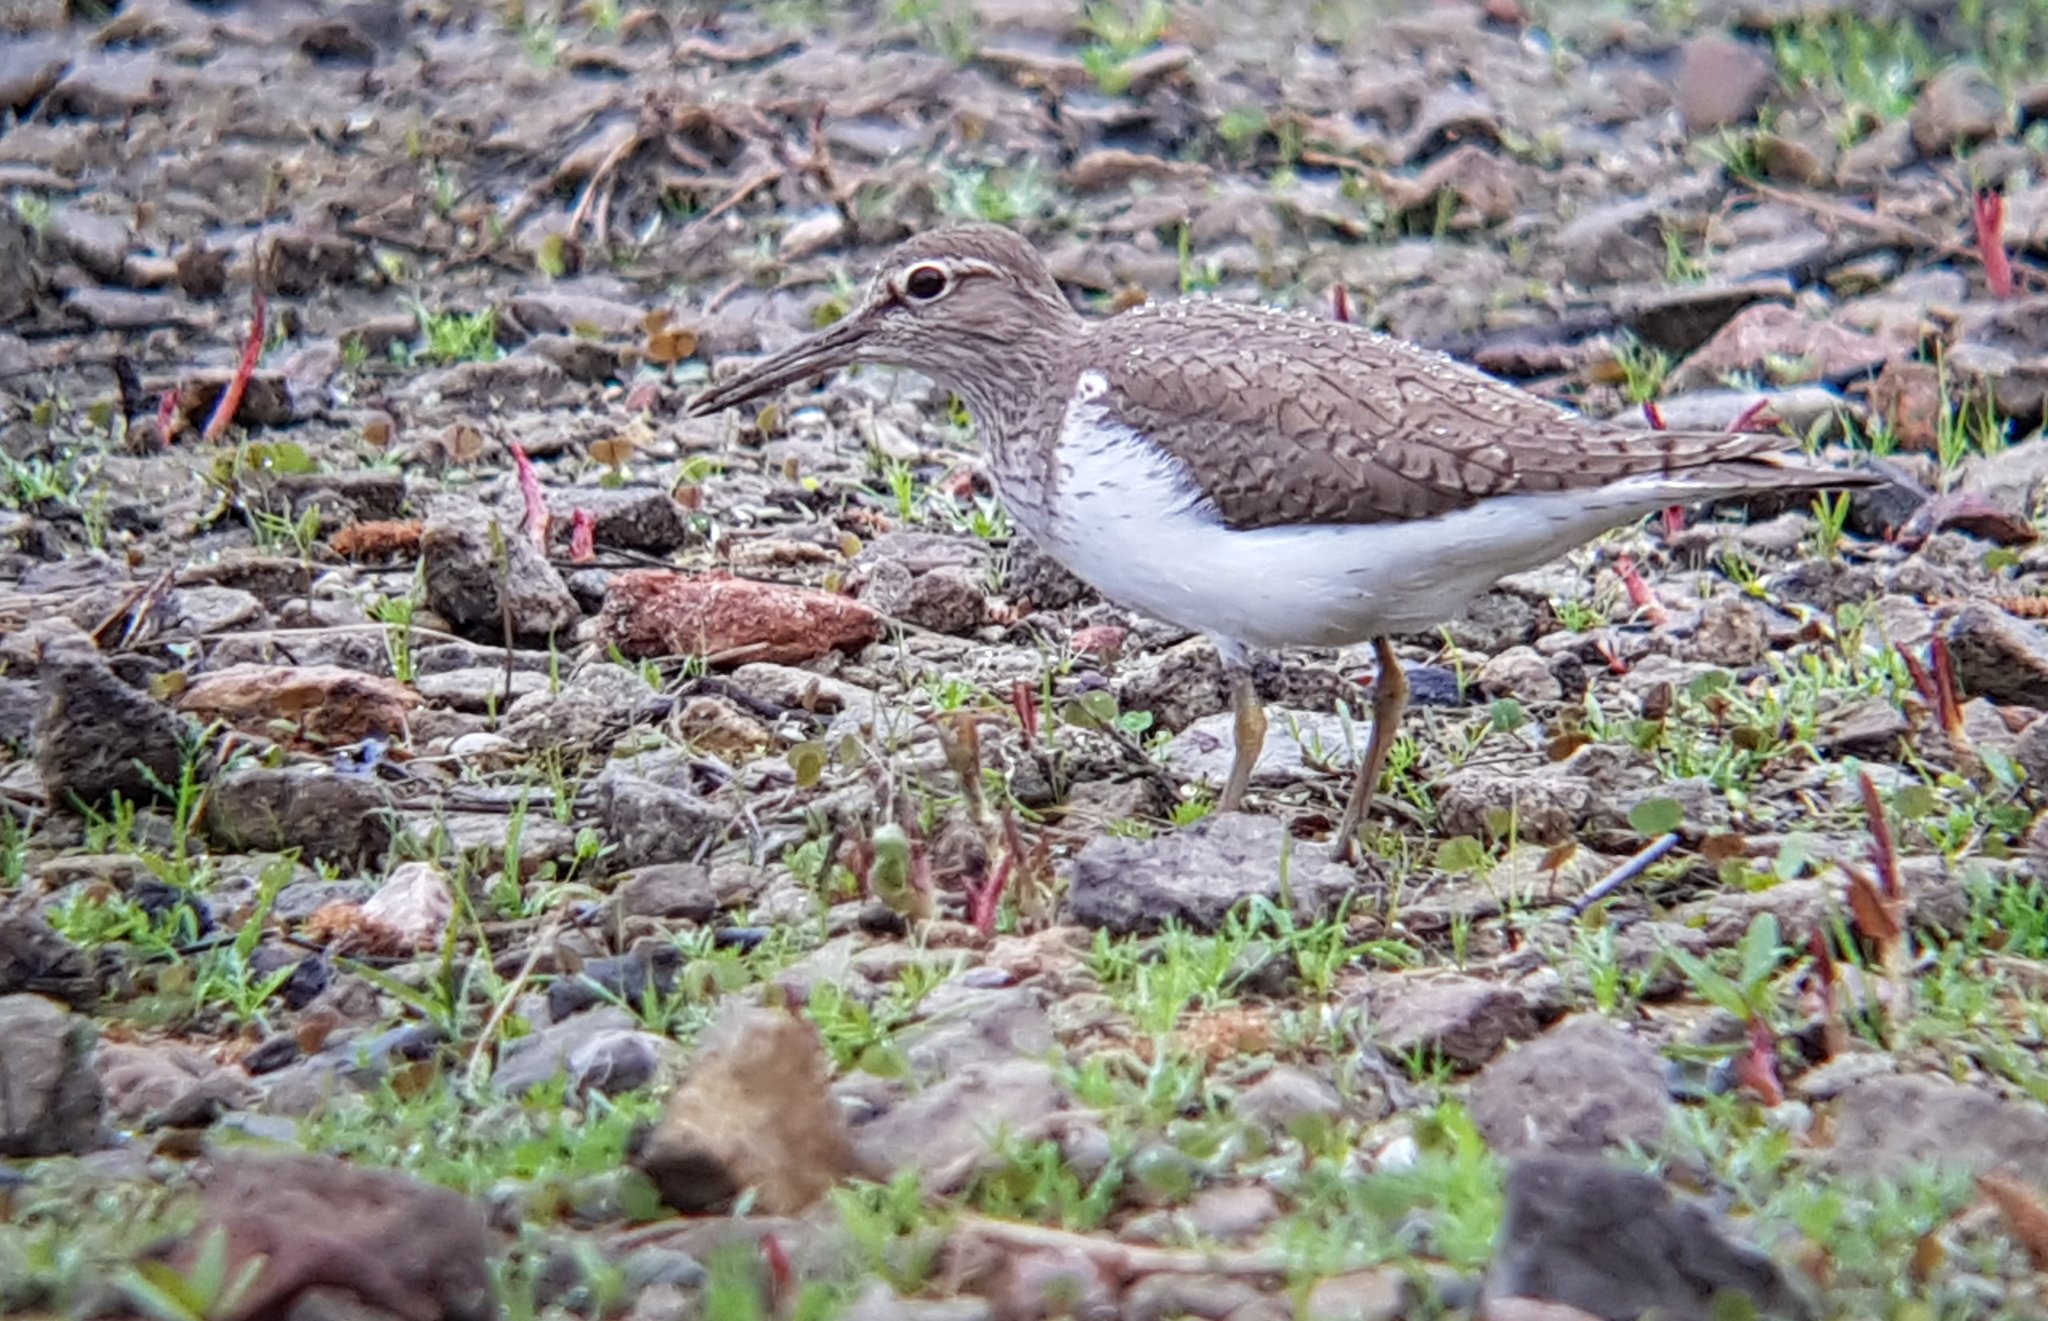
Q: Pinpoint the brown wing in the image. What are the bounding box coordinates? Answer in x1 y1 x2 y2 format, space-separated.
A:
1092 299 1805 531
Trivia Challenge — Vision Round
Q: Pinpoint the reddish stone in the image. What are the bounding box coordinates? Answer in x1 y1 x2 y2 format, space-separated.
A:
600 571 880 666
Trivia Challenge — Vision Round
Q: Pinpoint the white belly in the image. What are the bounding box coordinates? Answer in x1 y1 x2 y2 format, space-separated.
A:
1022 373 1695 652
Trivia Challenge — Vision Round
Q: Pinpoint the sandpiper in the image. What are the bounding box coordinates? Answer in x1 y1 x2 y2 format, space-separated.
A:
685 225 1874 858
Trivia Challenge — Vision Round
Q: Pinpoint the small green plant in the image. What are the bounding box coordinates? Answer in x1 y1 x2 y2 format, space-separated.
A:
939 163 1053 226
118 1227 264 1321
408 301 503 365
1612 335 1672 406
369 588 423 682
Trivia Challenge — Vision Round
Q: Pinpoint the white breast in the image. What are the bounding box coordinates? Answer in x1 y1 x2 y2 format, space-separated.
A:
1022 371 1700 652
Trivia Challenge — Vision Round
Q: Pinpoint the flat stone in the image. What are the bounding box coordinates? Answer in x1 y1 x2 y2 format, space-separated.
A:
1484 1155 1810 1321
594 765 728 870
421 495 581 644
1064 812 1360 935
1163 706 1361 793
1468 1016 1673 1157
1435 770 1592 845
1369 975 1539 1070
1946 605 2048 707
1672 34 1776 134
848 1058 1070 1183
1823 1073 2048 1183
494 1005 678 1097
204 768 392 867
0 993 103 1156
546 485 693 554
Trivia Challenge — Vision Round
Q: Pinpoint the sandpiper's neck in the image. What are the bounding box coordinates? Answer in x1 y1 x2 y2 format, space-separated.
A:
934 311 1090 519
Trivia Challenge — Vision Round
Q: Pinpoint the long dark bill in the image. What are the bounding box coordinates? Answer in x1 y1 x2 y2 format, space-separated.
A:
681 307 882 419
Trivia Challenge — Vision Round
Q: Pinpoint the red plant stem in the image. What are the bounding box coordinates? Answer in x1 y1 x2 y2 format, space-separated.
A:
1729 398 1776 433
156 388 181 446
1929 635 1967 742
569 509 596 563
1857 769 1902 900
511 443 551 553
1642 400 1666 430
202 292 267 442
1615 554 1670 627
1331 285 1353 324
1011 679 1040 748
1736 1016 1785 1106
1976 191 2016 300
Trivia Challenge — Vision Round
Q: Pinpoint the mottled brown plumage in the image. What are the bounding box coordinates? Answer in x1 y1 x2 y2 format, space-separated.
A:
685 223 1877 858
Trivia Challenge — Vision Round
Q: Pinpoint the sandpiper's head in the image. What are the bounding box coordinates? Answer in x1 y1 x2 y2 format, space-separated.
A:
684 224 1080 420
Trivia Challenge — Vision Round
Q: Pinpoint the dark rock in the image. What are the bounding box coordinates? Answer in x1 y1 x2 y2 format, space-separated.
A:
421 495 581 643
1468 1016 1673 1156
495 1005 676 1097
0 993 104 1156
35 644 189 812
863 562 987 635
203 768 393 867
0 914 94 1007
545 486 692 554
546 942 682 1020
1007 539 1094 610
1622 281 1790 357
1946 605 2048 707
614 862 768 921
1064 812 1361 934
169 1152 493 1321
1485 1154 1811 1321
1369 975 1538 1069
273 470 408 522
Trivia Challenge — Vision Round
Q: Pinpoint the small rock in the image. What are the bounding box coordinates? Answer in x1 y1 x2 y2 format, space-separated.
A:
1818 696 1909 759
1682 597 1769 667
413 667 549 713
548 942 683 1020
1946 605 2048 706
48 204 132 282
1909 64 2008 156
0 993 103 1156
614 862 766 921
1669 303 1906 393
547 486 692 554
1823 1073 2048 1183
600 571 880 666
1435 770 1591 844
1468 1016 1672 1156
993 1246 1116 1321
1369 975 1538 1070
421 496 581 644
896 983 1055 1083
204 767 392 867
1484 1155 1811 1321
359 861 455 952
1303 1269 1409 1321
0 914 94 1007
495 1005 677 1097
1164 707 1360 794
35 644 189 812
97 1039 257 1127
594 766 728 869
1064 813 1361 935
179 663 417 743
1672 34 1776 133
500 663 653 750
171 1152 493 1321
1122 1275 1269 1321
1233 1064 1345 1136
862 562 987 635
849 1058 1069 1183
634 1007 855 1214
1477 646 1561 702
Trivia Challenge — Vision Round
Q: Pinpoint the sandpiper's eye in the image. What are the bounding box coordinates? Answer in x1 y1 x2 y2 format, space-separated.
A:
903 265 948 301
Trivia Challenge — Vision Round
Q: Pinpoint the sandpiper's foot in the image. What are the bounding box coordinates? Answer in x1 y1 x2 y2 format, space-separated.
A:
1332 637 1408 863
1218 656 1266 812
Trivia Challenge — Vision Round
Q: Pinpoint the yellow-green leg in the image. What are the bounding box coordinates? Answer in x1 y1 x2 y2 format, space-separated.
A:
1332 636 1408 862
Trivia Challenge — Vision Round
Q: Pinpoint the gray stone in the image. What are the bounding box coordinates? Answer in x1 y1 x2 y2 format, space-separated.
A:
421 495 580 644
545 486 693 554
494 1006 678 1097
895 983 1055 1083
35 645 190 812
1435 770 1592 845
861 562 987 636
1468 1016 1673 1157
1477 646 1561 702
412 666 550 713
1233 1064 1345 1135
848 1058 1070 1183
594 766 728 870
1946 605 2048 707
1485 1155 1810 1321
0 914 94 1007
1823 1073 2048 1183
1909 63 2007 156
1164 707 1361 794
1370 975 1538 1070
204 767 392 866
0 993 103 1156
1682 597 1769 667
1064 812 1361 935
614 863 768 921
1672 34 1776 134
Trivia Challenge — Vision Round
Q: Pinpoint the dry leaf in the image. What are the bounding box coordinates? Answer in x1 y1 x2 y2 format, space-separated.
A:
1981 1173 2048 1270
